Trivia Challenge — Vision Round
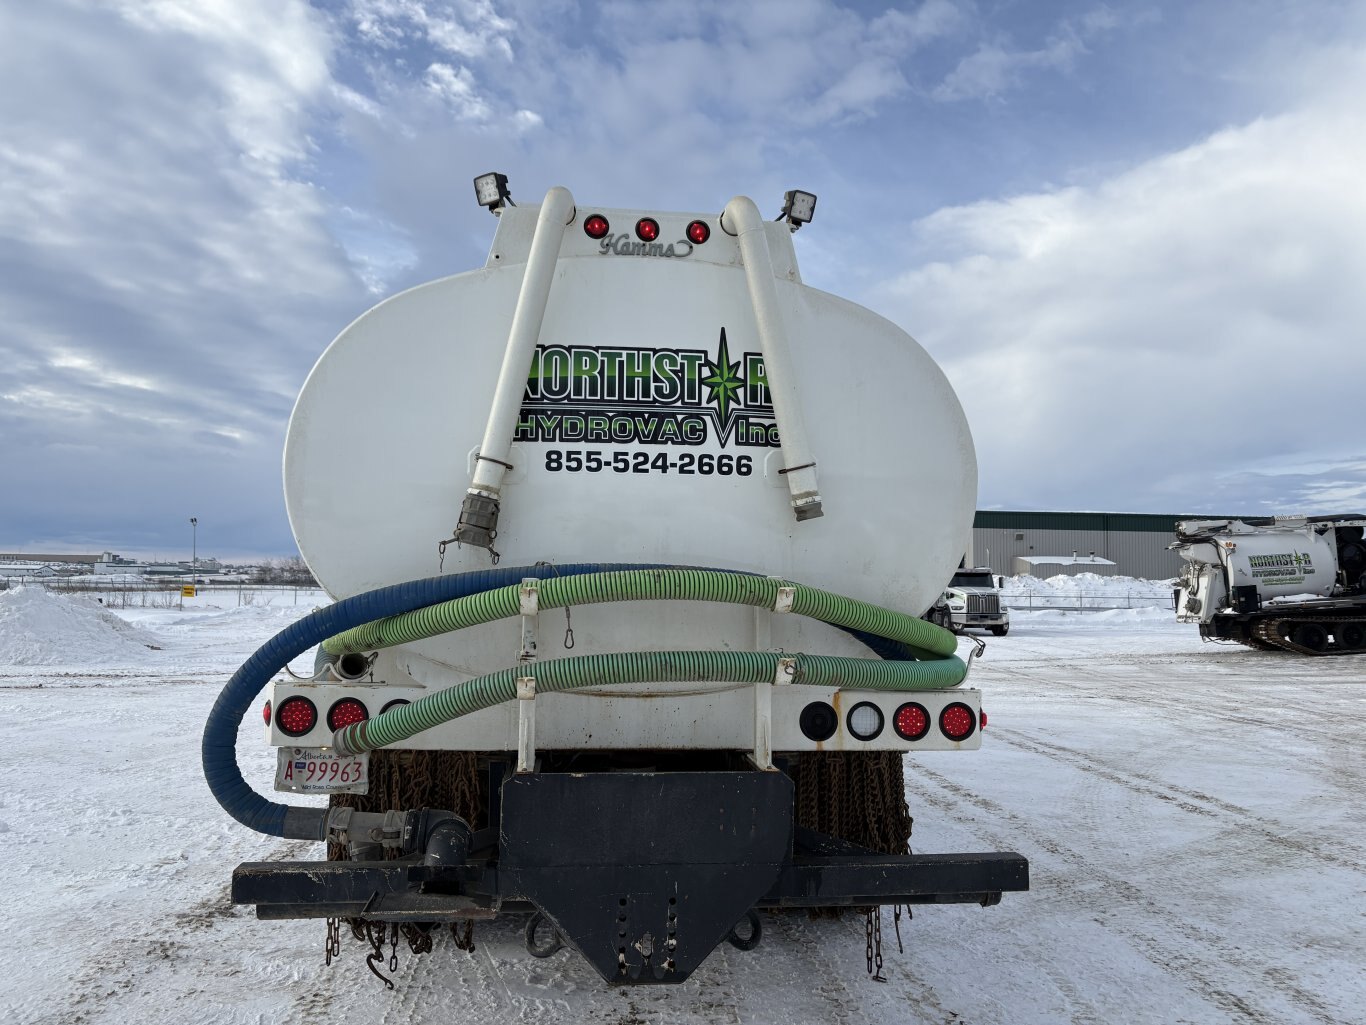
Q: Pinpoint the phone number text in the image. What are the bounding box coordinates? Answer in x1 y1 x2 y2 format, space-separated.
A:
544 449 754 476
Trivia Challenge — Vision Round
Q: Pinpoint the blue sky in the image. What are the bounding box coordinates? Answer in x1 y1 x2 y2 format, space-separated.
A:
2 0 1365 559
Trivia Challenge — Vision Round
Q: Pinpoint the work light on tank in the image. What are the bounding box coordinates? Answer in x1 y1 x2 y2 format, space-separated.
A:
473 172 512 212
779 189 817 231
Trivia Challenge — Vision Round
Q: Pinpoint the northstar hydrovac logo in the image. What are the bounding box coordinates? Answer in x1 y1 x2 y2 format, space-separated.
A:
515 328 778 448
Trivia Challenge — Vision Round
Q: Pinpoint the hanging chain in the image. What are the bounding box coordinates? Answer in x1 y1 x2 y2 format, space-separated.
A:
533 560 575 648
389 923 399 972
450 920 476 952
325 917 341 966
892 903 909 955
864 908 886 982
363 922 396 989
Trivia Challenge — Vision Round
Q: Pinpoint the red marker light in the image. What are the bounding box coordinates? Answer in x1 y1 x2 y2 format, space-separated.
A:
583 214 610 239
939 702 977 742
276 696 317 737
327 697 369 731
263 700 272 726
635 217 660 242
686 220 710 245
980 710 988 730
892 702 930 741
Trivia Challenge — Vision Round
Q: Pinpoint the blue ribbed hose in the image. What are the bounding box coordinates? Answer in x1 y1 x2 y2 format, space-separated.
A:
202 563 674 839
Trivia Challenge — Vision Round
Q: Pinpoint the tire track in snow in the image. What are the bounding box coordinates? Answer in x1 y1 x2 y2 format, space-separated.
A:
25 842 316 1025
991 656 1362 765
904 769 1344 1025
987 726 1366 872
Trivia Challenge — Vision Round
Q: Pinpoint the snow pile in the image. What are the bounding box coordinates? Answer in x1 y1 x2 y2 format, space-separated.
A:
0 586 162 666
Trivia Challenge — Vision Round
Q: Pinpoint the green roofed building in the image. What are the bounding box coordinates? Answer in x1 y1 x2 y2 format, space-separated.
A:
970 511 1248 581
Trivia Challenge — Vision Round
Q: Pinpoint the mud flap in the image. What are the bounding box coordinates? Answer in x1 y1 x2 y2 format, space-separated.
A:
498 771 792 984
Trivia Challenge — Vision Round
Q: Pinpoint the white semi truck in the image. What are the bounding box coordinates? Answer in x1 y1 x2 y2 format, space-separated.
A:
1172 515 1366 654
203 178 1027 985
925 566 1010 636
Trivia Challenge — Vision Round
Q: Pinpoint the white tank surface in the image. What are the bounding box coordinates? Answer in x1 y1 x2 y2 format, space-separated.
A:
1218 525 1339 599
285 195 976 684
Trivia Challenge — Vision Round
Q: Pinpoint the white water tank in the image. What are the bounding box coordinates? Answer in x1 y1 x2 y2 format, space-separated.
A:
284 198 976 680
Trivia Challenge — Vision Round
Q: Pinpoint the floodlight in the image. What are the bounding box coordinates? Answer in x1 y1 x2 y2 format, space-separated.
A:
473 172 512 213
779 189 817 231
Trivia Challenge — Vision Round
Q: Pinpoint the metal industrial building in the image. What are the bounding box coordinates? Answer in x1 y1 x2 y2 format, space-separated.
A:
970 511 1225 581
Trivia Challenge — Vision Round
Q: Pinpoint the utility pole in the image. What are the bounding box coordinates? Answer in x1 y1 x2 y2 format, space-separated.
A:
189 517 198 605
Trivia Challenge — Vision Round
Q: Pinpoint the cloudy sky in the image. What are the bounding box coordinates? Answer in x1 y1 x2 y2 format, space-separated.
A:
2 0 1364 560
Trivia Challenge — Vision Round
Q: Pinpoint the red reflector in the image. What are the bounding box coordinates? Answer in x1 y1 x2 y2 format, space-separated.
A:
276 696 317 737
939 702 977 742
583 214 610 239
635 217 660 242
686 219 710 245
892 702 930 741
327 697 369 731
263 700 271 726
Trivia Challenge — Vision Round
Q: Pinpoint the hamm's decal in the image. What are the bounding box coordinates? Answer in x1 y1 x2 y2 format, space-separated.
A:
515 329 778 448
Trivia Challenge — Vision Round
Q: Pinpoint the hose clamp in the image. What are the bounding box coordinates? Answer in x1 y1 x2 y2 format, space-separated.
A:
517 676 537 700
773 586 796 614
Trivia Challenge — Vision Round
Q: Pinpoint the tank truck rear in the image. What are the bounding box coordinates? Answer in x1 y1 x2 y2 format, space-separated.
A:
1173 515 1366 654
204 177 1028 985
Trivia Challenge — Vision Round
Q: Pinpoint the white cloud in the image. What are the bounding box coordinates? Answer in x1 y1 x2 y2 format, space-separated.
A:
423 61 491 119
875 51 1366 512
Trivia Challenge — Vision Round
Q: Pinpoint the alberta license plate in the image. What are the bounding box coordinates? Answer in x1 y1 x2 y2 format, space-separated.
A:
275 747 369 795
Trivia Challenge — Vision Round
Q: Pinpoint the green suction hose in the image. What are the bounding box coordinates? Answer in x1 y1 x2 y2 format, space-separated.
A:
323 569 968 756
322 568 955 660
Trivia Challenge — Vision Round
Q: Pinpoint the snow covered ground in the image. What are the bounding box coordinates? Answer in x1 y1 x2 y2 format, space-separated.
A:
2 588 1363 1024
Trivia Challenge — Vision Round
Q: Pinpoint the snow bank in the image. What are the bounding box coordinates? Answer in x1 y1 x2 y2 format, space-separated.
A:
0 586 163 666
1002 573 1176 608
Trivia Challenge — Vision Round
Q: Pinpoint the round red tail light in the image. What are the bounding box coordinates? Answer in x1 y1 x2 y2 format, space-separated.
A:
327 697 369 731
380 698 410 715
263 700 272 726
276 696 317 737
635 217 660 242
892 702 930 741
685 219 710 245
583 214 610 239
939 702 977 742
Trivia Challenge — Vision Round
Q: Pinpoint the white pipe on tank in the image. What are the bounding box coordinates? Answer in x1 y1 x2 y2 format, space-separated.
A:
454 186 576 552
720 196 823 521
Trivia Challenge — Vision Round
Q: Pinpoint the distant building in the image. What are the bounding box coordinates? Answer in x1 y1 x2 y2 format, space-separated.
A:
972 511 1248 581
1012 554 1119 577
0 562 57 579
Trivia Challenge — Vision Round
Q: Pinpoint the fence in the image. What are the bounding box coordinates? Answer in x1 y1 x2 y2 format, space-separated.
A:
1 576 322 608
1002 589 1177 613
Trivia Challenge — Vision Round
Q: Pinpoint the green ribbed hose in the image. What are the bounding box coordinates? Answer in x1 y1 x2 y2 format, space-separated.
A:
322 569 955 661
333 648 967 755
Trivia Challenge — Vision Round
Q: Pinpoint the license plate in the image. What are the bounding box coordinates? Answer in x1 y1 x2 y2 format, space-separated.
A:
275 747 369 795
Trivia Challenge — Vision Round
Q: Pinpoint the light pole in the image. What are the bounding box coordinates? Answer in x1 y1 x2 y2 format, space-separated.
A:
190 517 198 593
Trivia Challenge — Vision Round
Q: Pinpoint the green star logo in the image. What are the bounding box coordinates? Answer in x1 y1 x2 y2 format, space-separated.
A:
702 329 744 424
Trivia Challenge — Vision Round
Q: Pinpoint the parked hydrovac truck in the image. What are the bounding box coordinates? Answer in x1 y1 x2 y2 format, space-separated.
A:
204 176 1028 986
1172 515 1366 654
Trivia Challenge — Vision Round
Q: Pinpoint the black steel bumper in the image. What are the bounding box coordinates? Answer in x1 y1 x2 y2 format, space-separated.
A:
233 769 1028 984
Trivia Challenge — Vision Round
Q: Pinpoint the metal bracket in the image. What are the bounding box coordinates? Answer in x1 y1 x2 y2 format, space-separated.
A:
773 586 795 614
516 578 540 774
516 676 537 773
959 636 986 683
